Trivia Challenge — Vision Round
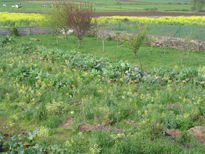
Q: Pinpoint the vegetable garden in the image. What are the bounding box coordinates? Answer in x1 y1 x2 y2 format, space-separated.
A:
0 3 205 153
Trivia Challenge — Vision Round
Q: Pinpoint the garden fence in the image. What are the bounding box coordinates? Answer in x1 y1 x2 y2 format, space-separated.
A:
96 21 205 41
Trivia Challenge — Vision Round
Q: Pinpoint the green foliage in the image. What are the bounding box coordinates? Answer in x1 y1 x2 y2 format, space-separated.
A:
144 7 158 11
119 24 147 57
0 130 70 153
190 0 205 11
176 131 192 143
0 35 15 47
10 26 19 36
0 134 4 143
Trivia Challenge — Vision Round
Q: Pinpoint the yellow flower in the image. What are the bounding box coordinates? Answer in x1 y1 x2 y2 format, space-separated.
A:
37 126 49 138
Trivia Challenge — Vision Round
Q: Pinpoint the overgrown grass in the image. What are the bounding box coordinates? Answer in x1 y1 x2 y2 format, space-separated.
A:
0 34 205 153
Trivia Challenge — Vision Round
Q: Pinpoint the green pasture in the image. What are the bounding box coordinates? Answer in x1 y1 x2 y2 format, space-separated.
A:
0 0 192 12
0 33 205 153
2 33 204 72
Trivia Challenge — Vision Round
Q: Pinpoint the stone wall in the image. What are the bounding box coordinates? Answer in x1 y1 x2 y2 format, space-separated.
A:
97 30 205 52
0 27 51 36
147 35 205 52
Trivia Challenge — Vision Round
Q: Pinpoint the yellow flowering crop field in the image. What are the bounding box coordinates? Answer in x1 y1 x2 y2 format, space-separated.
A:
95 16 205 26
0 12 44 28
1 12 205 28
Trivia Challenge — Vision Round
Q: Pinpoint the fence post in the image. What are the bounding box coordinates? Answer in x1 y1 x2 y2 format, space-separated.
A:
174 25 181 37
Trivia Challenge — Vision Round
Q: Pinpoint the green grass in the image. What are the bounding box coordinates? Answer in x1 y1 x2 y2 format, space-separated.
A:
0 34 205 153
8 33 205 72
0 0 193 12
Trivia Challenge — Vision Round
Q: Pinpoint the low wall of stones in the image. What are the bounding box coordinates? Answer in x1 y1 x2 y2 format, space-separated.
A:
98 30 205 52
0 27 51 36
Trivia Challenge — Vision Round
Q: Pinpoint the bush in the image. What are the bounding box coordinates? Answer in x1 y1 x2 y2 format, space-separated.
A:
106 35 112 41
10 26 19 36
144 7 158 12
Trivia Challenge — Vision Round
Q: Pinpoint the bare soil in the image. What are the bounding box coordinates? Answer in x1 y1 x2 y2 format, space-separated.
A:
59 118 124 133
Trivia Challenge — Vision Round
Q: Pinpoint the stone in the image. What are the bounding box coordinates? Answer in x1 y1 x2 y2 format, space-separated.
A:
29 38 39 41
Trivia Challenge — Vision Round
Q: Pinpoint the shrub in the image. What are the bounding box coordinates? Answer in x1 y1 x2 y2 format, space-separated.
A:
10 26 19 36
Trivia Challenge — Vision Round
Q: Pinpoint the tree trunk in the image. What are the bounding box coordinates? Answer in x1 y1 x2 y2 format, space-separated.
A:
138 56 142 70
65 33 67 39
134 51 136 58
78 39 81 47
39 33 42 41
181 51 184 67
55 33 58 44
64 28 68 39
164 45 166 54
197 43 200 51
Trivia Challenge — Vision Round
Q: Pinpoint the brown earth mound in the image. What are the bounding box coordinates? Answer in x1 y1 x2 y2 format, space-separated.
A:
59 118 73 129
59 118 123 133
166 129 181 139
188 126 205 144
166 126 205 144
79 123 124 133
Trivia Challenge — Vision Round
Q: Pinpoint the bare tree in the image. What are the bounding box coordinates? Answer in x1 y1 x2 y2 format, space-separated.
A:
96 22 113 53
43 5 62 44
35 19 45 41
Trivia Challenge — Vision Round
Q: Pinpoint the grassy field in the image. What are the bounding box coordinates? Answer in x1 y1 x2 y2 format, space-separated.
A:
0 0 192 12
2 33 204 72
0 33 205 153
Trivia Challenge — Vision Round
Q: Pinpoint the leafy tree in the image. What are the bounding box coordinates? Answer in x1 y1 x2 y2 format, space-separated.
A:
190 0 205 11
119 24 147 58
43 6 63 44
55 0 94 47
